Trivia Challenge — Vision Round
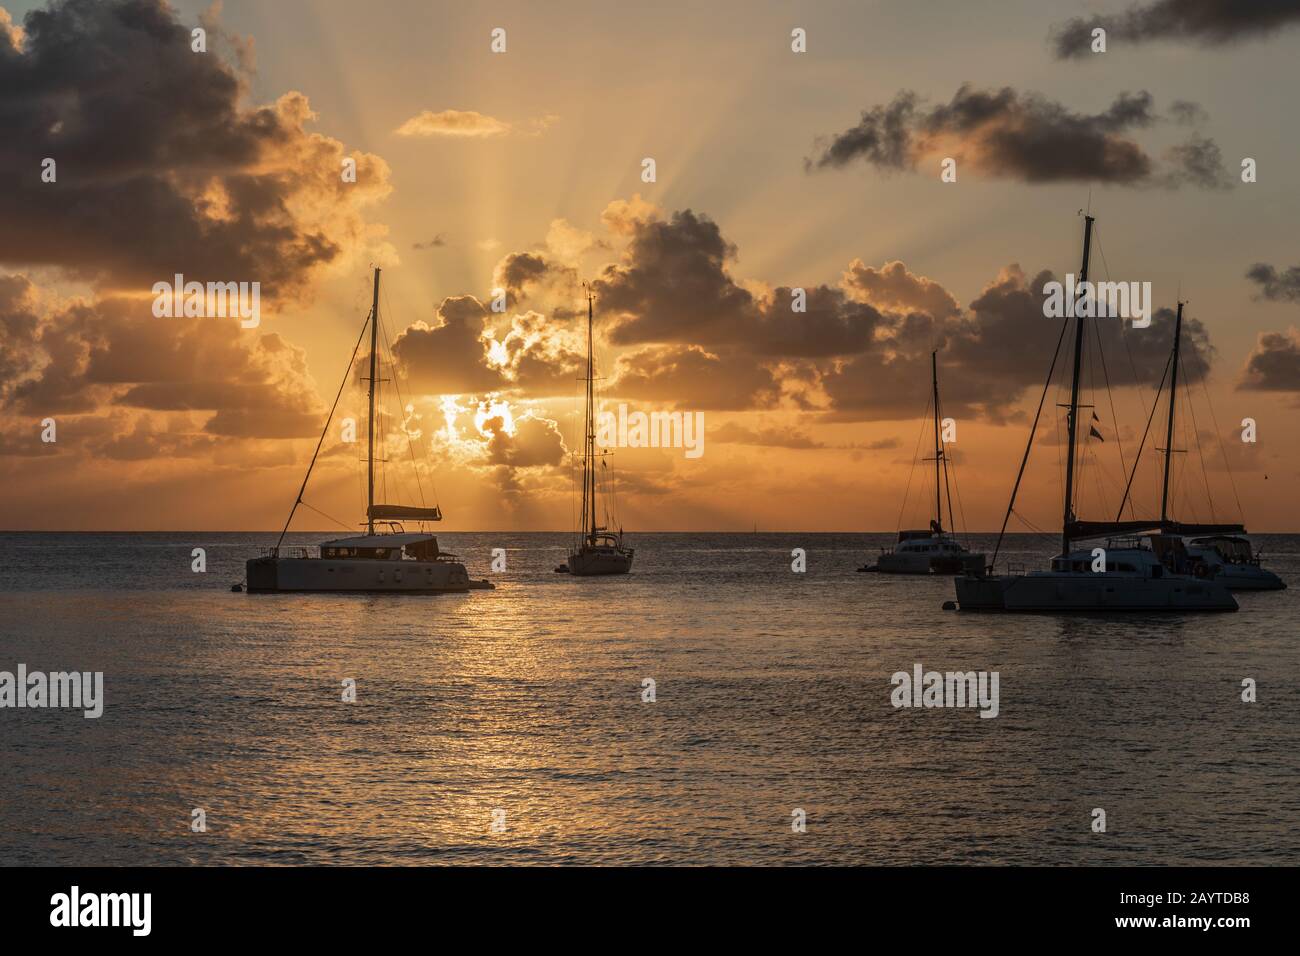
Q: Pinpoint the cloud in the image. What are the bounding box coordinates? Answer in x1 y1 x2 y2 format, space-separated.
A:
1162 134 1230 189
390 296 506 394
483 413 566 468
842 259 961 319
0 0 392 300
710 421 825 449
808 84 1227 188
393 108 557 138
1052 0 1300 58
1246 263 1300 302
610 345 781 411
1238 328 1300 391
413 234 448 250
0 273 325 442
394 109 511 138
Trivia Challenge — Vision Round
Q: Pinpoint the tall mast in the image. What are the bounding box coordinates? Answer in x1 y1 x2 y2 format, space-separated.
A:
931 350 943 533
367 267 380 536
584 289 596 544
1160 301 1184 524
1061 214 1095 556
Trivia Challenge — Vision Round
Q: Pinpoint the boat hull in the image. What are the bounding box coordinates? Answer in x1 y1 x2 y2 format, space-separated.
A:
955 572 1237 612
566 548 634 576
877 552 986 575
245 557 492 593
1211 567 1286 591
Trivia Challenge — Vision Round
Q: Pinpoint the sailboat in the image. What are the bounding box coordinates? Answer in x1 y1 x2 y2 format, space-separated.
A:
866 351 985 574
1134 302 1284 591
243 267 493 594
556 290 633 576
954 215 1236 612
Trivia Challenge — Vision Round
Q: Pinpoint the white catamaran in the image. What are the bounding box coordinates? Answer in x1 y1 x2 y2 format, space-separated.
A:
866 350 985 575
557 291 633 576
954 215 1236 612
243 268 493 594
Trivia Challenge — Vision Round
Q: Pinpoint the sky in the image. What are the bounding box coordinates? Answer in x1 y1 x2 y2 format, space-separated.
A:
2 0 1300 532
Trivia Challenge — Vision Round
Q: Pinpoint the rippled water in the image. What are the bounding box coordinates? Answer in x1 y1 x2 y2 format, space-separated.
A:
1 531 1297 865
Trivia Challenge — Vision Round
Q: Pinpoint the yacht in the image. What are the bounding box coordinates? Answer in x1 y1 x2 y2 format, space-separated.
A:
868 351 985 574
557 290 633 576
1185 535 1285 590
954 215 1235 612
1129 300 1284 592
243 268 493 594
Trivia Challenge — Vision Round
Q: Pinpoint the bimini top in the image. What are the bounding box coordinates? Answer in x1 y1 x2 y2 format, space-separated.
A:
319 533 435 549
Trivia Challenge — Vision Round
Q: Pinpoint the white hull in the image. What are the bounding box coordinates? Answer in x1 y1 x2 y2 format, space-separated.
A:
246 556 492 593
566 548 634 576
955 571 1237 612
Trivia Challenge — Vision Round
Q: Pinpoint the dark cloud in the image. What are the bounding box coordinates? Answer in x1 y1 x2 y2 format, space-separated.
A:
593 210 759 346
1163 134 1230 189
0 0 389 299
1246 263 1300 302
611 345 782 411
390 296 506 394
412 234 447 250
809 84 1226 188
0 276 325 438
1052 0 1300 58
593 209 881 358
1239 329 1300 391
1168 99 1209 125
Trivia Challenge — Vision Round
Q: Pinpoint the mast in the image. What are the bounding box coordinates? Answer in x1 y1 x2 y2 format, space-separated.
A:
367 267 380 536
583 288 596 545
931 350 943 533
1061 214 1095 556
1160 301 1184 523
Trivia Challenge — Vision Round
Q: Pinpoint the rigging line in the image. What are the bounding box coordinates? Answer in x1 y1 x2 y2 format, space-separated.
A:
1180 350 1217 523
896 396 931 534
299 500 354 532
1197 364 1247 524
1099 223 1160 484
377 299 434 511
1091 315 1131 517
935 389 956 534
947 431 970 542
275 311 370 550
1114 349 1172 522
1009 508 1059 542
991 312 1071 568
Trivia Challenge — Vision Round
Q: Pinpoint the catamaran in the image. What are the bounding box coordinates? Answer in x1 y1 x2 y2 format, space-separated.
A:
1128 301 1285 591
864 351 985 575
954 215 1236 612
557 291 633 576
242 268 492 594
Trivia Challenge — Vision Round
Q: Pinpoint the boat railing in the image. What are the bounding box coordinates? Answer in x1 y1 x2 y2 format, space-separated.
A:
261 547 311 559
1005 563 1028 576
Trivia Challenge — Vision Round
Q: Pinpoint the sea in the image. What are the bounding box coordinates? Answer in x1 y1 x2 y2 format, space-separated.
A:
1 531 1297 866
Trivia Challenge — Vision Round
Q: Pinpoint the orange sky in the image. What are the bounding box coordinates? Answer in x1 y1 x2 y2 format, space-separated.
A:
2 0 1299 532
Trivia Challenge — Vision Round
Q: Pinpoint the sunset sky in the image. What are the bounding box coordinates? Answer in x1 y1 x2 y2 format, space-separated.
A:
2 0 1300 532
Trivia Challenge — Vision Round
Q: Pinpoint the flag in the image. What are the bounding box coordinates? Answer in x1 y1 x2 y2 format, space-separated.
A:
1089 425 1105 442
